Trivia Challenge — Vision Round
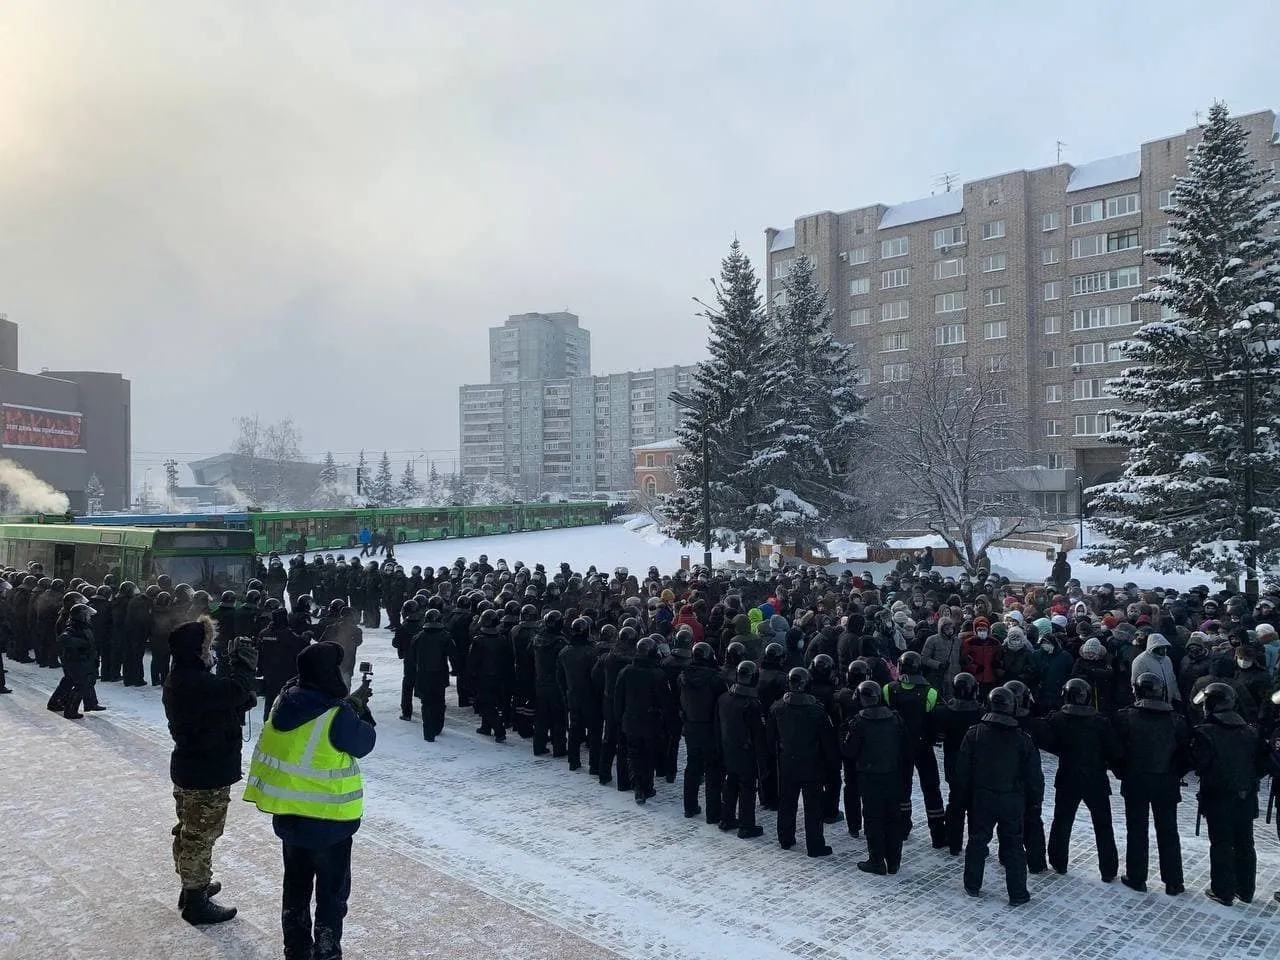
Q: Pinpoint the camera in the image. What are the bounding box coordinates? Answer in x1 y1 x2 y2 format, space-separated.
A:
359 661 373 682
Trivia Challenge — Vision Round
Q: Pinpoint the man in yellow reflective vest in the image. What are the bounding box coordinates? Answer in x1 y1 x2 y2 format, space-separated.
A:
245 641 376 960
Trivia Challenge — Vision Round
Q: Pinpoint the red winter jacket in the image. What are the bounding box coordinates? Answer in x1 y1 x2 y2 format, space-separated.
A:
961 634 1000 685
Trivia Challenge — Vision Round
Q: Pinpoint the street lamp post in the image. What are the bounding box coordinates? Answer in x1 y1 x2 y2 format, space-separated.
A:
1075 475 1085 550
669 391 714 571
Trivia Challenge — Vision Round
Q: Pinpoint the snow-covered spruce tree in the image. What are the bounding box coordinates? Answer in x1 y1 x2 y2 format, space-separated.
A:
1088 102 1280 584
661 240 781 549
370 451 397 506
397 460 422 504
752 255 866 547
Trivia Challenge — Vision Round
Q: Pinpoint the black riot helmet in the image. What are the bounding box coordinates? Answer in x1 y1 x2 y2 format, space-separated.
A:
1193 681 1237 715
328 598 346 615
69 603 94 626
96 584 113 600
155 592 173 609
1133 672 1166 703
479 608 500 629
568 617 591 642
243 589 262 606
1062 677 1092 706
987 686 1017 716
145 584 161 600
520 603 538 621
635 636 657 659
951 672 978 701
503 599 521 617
542 609 564 631
1003 679 1033 713
762 642 785 669
401 598 421 620
856 679 883 709
786 666 811 693
220 590 236 605
898 650 925 683
616 625 638 648
691 641 715 665
724 641 747 669
810 653 835 685
847 659 872 686
423 608 443 625
736 659 759 687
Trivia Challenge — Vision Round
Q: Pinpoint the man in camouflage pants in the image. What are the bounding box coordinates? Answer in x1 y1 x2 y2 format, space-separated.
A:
162 617 257 925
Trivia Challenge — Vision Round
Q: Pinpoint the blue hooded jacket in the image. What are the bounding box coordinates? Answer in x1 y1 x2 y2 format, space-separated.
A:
266 681 376 848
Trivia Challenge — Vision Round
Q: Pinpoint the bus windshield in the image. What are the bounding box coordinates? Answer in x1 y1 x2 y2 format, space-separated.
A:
153 555 250 594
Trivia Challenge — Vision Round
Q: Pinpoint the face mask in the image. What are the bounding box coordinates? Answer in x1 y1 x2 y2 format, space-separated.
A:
1237 658 1251 669
977 630 988 640
1040 642 1053 653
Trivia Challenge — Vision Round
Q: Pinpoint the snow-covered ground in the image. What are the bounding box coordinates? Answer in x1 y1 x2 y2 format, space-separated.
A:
339 519 1236 594
3 635 1278 960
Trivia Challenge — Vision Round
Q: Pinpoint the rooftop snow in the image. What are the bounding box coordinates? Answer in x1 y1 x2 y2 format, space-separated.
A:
769 228 795 252
878 191 964 229
632 438 682 451
1066 151 1141 193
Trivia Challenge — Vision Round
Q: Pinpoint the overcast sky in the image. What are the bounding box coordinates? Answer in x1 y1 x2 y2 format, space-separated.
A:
0 1 1275 487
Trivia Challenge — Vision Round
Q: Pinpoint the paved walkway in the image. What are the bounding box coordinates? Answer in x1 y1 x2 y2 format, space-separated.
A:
2 639 1279 960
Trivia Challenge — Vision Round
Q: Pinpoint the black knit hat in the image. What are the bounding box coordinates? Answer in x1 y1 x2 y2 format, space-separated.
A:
297 641 345 695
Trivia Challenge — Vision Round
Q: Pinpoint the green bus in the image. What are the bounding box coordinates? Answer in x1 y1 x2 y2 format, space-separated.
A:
0 524 257 593
245 501 609 555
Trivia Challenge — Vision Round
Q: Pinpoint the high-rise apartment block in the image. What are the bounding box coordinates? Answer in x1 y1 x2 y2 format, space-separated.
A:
489 311 591 383
461 313 695 495
766 110 1279 515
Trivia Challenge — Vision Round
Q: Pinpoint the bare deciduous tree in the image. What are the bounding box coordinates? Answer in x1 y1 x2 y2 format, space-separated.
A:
871 355 1044 573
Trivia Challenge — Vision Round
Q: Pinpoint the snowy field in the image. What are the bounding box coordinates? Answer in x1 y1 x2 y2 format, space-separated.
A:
327 519 1235 594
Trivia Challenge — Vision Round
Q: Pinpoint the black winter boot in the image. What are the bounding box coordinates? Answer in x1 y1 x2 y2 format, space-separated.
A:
181 888 236 925
178 881 222 908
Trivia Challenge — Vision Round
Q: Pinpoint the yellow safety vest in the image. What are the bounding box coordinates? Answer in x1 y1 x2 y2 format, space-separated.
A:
243 706 364 820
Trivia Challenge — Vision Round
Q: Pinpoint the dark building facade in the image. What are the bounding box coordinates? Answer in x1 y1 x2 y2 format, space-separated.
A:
0 317 132 512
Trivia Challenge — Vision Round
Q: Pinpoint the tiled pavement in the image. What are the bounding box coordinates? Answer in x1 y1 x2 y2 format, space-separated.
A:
2 639 1278 960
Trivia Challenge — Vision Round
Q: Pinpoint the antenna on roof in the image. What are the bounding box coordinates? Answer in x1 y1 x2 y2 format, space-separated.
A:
1193 110 1203 127
1056 140 1068 164
933 171 958 194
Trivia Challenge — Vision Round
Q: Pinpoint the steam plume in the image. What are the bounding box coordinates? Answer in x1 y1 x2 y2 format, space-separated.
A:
0 459 71 513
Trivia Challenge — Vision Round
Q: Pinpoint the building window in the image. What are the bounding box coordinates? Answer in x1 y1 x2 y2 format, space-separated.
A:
1073 378 1106 400
982 253 1007 272
848 246 871 264
1044 281 1062 300
935 291 966 313
940 356 965 377
1108 228 1141 252
984 320 1008 340
1074 342 1106 365
1045 420 1061 437
1070 200 1103 225
882 362 911 383
1158 189 1174 210
1045 349 1061 369
1071 304 1135 330
933 226 966 249
850 368 869 386
985 354 1010 373
1074 414 1110 436
936 323 967 346
881 236 909 259
1106 341 1128 362
850 277 870 295
1106 194 1140 218
1042 247 1061 265
849 308 871 326
881 268 910 289
1047 453 1065 470
1046 384 1064 403
881 300 910 322
882 395 904 413
1070 266 1141 296
983 286 1008 307
990 388 1009 405
772 259 795 279
1043 314 1062 334
881 332 909 352
1042 211 1060 231
982 219 1006 240
1156 226 1176 247
645 454 655 467
644 476 658 496
933 257 965 280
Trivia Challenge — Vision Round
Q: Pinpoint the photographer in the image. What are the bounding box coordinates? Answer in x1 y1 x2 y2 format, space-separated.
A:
162 616 257 925
244 641 376 960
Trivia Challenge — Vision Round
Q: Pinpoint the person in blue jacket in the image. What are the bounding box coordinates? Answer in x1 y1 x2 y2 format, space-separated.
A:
1032 633 1074 713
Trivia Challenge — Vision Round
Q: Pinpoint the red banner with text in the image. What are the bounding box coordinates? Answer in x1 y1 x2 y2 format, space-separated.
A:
2 404 84 451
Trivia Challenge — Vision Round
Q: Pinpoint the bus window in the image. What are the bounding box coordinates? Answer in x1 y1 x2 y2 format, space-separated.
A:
53 544 75 580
